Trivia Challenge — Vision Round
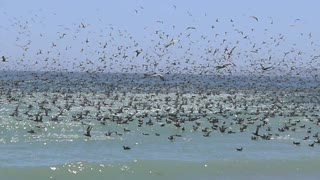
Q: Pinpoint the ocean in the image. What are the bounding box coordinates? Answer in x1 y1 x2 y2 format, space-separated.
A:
0 71 320 180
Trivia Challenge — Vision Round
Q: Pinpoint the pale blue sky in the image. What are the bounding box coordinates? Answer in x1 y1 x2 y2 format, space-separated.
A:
0 0 319 74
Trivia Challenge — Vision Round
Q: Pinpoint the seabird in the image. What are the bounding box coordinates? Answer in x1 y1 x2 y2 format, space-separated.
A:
2 56 7 62
165 39 178 48
168 135 175 141
135 49 142 57
293 141 300 145
144 73 165 81
27 129 36 134
252 125 261 137
123 146 131 150
186 27 196 30
203 131 212 137
308 142 315 147
215 64 232 70
105 130 114 136
250 16 259 21
260 64 273 71
84 125 93 137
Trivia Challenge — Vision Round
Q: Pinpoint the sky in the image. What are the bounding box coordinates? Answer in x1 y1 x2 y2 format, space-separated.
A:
0 0 320 75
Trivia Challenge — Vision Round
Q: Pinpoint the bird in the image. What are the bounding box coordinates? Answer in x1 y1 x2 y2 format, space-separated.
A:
250 16 259 21
236 147 243 151
168 135 175 141
152 51 170 58
2 56 7 62
252 125 261 137
135 49 142 57
186 27 196 30
203 131 212 137
84 125 93 137
27 129 36 134
293 141 300 145
123 146 131 150
308 142 315 147
215 64 232 70
144 73 165 81
260 64 273 71
165 39 178 48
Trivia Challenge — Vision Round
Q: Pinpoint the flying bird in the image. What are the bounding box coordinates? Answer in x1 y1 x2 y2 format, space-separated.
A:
135 49 142 57
165 39 178 48
215 64 232 70
186 27 196 30
84 125 93 137
260 64 273 71
250 16 259 21
144 73 165 81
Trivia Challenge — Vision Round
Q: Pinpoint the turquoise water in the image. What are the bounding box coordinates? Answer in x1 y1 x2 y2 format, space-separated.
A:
0 71 320 180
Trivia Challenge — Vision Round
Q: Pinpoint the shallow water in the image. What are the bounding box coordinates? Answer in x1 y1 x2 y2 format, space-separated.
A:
0 71 320 179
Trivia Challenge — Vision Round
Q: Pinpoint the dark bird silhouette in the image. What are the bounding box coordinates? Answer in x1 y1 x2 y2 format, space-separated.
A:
260 64 273 71
252 125 261 137
135 49 142 57
293 141 300 145
84 125 93 137
168 135 175 141
2 56 7 62
27 129 36 134
215 64 232 70
250 16 259 21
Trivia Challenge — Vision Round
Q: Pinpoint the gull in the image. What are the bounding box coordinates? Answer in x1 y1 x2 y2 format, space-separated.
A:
250 16 259 21
80 23 88 28
215 63 232 70
16 40 31 49
186 27 196 30
152 51 170 58
260 64 273 71
165 39 178 48
144 73 165 81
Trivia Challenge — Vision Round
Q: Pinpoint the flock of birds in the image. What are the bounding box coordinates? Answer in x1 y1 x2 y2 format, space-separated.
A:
1 73 320 151
1 6 320 152
1 7 320 78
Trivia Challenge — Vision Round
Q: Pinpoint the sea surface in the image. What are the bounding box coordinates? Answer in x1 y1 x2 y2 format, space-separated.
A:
0 71 320 180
